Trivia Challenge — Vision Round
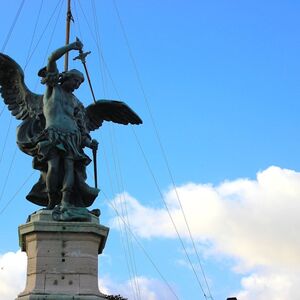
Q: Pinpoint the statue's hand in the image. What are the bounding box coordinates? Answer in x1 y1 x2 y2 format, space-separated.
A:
82 137 98 150
90 139 99 151
74 37 83 51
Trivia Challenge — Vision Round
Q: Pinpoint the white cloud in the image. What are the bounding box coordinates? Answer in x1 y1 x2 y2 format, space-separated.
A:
0 250 26 300
109 166 300 299
236 271 300 300
99 275 177 300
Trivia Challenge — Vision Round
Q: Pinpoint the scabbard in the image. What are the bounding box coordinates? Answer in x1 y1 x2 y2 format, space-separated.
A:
92 148 98 189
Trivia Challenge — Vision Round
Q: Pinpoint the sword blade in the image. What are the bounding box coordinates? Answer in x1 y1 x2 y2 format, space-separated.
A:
82 62 97 104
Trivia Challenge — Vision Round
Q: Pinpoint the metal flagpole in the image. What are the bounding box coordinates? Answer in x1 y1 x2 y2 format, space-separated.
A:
64 0 72 71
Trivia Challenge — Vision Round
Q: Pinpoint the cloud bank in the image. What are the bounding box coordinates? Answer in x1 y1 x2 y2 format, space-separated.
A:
0 251 26 300
1 166 299 299
99 276 177 300
110 166 300 299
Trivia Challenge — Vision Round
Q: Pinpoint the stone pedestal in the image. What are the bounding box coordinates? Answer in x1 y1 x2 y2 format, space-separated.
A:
16 210 109 300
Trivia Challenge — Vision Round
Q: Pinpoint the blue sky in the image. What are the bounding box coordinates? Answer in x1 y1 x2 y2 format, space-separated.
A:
1 1 300 299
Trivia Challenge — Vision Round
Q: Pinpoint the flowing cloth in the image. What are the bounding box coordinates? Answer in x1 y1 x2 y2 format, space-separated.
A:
16 116 99 207
35 126 87 162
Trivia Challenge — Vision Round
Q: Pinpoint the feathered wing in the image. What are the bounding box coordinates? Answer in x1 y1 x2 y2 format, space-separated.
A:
0 53 43 120
85 100 143 131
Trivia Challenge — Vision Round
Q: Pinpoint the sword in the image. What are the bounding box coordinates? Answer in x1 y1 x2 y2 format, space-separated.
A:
73 38 98 188
73 38 97 104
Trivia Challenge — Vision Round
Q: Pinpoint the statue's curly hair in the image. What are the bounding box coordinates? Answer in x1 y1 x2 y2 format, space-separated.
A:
38 67 84 85
59 69 84 84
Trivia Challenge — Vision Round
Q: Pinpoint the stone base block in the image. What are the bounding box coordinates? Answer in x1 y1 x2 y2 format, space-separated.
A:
16 210 109 300
17 294 107 300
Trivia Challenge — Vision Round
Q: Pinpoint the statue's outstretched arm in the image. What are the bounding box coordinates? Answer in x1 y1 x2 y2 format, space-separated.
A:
47 39 83 73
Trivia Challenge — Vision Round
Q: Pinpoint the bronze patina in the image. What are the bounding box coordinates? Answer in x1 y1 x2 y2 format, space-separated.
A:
0 39 142 221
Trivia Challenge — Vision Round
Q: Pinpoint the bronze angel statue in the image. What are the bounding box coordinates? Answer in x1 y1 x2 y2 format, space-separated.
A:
0 39 142 221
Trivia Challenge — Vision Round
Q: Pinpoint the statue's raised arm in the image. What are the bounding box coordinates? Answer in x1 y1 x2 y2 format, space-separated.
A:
38 39 83 86
48 39 83 73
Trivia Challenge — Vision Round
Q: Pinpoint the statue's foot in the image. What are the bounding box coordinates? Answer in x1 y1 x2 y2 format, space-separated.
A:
90 208 101 217
52 204 92 222
60 202 72 212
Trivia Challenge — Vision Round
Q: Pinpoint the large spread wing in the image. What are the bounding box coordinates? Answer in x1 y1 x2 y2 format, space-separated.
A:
0 53 43 120
85 100 143 131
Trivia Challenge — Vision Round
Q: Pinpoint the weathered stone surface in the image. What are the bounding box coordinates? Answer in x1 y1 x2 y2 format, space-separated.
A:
16 295 107 300
16 210 109 300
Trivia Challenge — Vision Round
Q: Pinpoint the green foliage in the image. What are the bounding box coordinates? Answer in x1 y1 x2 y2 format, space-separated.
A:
105 295 128 300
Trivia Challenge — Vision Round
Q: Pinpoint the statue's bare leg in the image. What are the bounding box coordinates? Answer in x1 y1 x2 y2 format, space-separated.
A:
61 158 74 209
46 155 60 209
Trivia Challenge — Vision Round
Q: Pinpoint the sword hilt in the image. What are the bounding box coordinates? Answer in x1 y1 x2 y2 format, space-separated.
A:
73 38 97 104
73 51 91 64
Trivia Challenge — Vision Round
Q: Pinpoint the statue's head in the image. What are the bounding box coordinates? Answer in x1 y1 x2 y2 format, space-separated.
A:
60 69 84 84
38 68 84 92
59 69 84 92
